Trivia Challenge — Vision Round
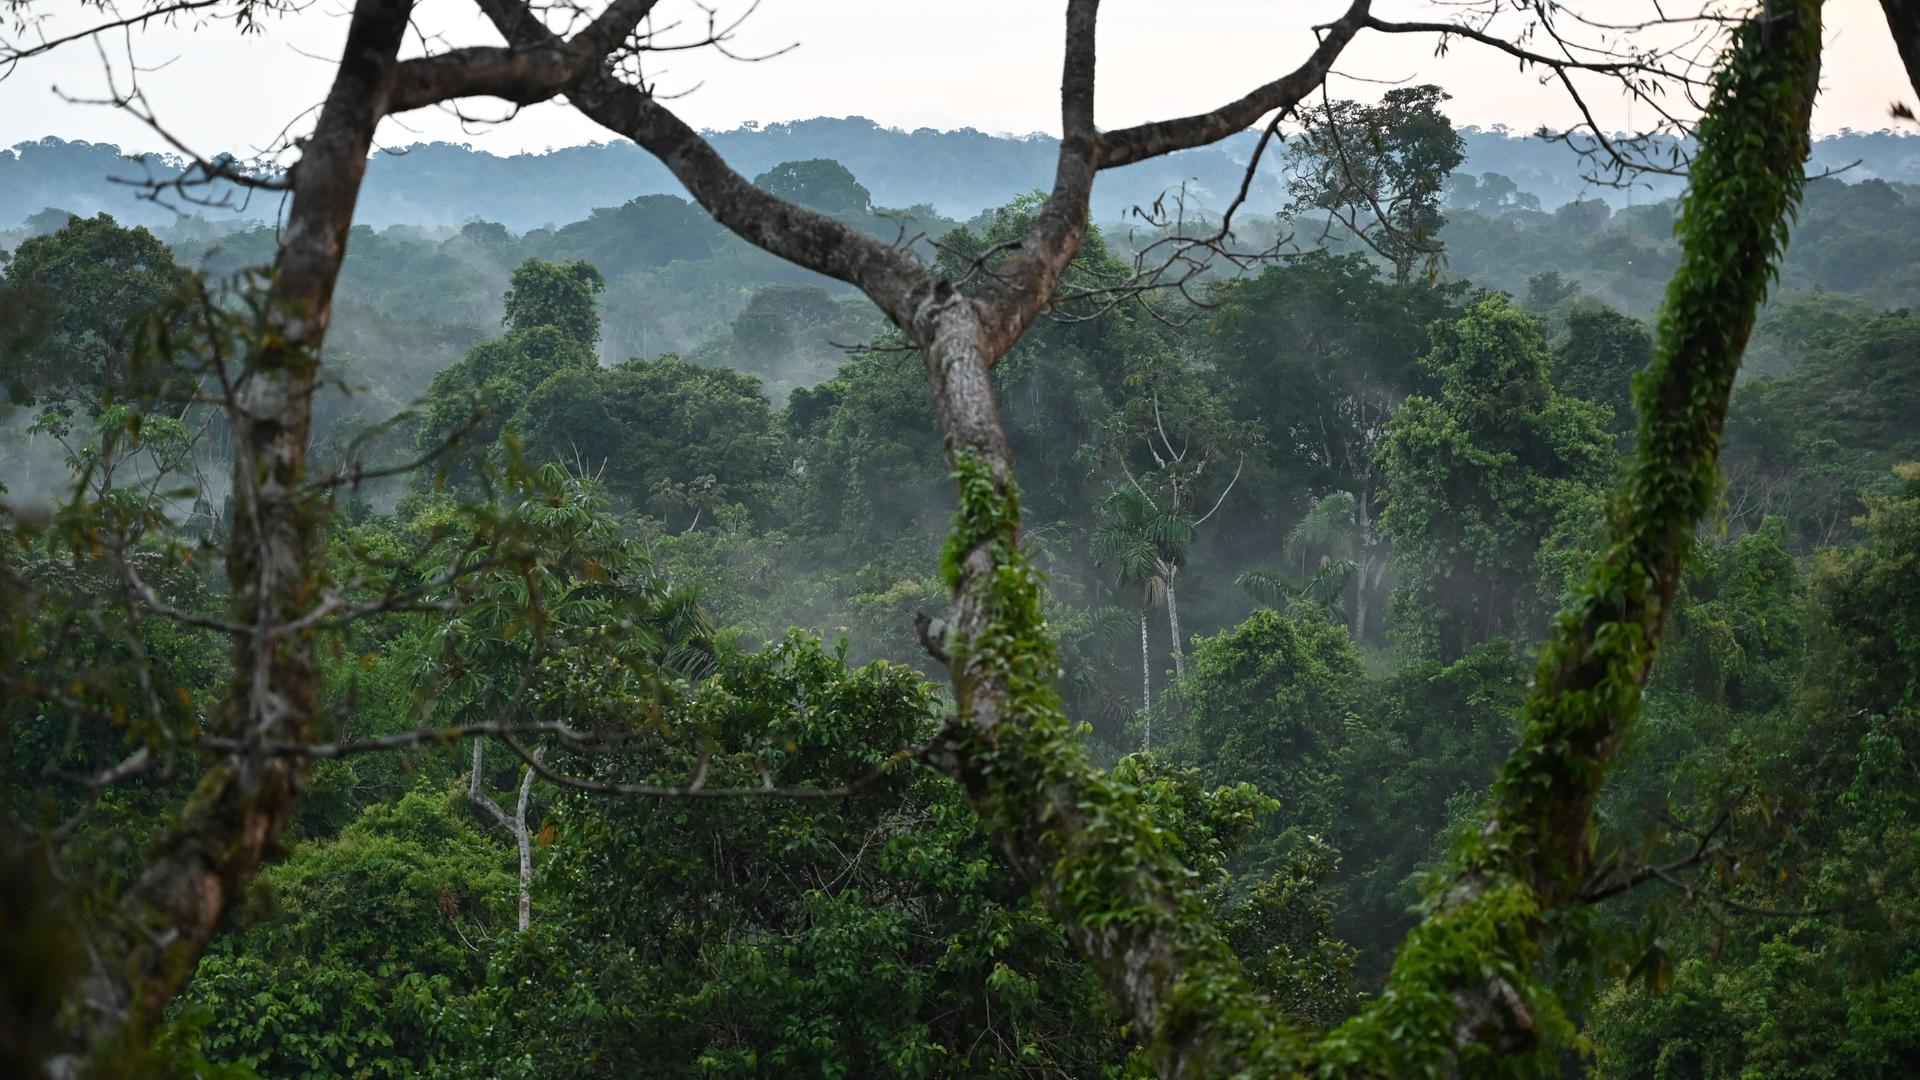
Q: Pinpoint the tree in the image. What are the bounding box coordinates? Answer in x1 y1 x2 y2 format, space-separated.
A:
1089 452 1243 693
0 212 186 415
1448 171 1540 215
1723 308 1920 548
430 466 711 932
1235 491 1362 625
1085 340 1253 687
510 354 787 515
416 265 788 512
548 194 724 274
1 5 669 1067
697 282 883 392
751 159 874 217
465 633 1136 1077
1287 84 1467 284
1208 252 1463 640
0 0 1853 1074
502 257 606 347
1177 609 1364 833
170 789 513 1077
1377 294 1616 659
1555 305 1653 437
416 324 601 493
1092 485 1186 727
1588 467 1920 1078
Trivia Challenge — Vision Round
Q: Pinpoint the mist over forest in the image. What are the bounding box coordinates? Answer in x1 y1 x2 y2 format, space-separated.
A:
10 118 1920 230
4 3 1920 1078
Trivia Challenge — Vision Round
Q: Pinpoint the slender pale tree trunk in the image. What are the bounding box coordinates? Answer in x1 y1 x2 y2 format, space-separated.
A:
470 738 541 932
511 756 537 932
1162 562 1186 680
1352 492 1373 640
1139 610 1152 721
44 8 414 1073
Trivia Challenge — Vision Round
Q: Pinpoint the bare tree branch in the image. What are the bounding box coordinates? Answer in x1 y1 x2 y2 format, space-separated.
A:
1096 1 1373 169
387 0 658 112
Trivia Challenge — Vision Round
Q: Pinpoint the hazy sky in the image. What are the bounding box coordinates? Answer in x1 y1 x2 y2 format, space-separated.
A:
0 1 1911 159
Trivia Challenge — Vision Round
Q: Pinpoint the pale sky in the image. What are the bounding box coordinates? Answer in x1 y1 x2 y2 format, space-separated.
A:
0 1 1911 159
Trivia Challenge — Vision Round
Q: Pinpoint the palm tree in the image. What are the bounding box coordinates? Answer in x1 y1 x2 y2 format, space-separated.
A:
1055 603 1148 755
1235 560 1358 622
1237 491 1370 632
1093 486 1201 749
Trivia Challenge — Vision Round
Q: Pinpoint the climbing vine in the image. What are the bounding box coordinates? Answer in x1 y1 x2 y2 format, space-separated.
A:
931 2 1828 1075
1311 1 1827 1072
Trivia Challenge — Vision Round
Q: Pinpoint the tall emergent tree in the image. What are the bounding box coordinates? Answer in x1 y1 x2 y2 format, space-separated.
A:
1376 295 1616 659
501 257 606 348
0 0 1883 1076
1208 251 1462 640
1286 84 1467 284
0 213 188 415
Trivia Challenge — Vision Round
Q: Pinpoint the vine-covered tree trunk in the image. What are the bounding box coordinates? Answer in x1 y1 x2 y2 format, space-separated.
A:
934 0 1826 1073
485 0 1828 1071
1312 2 1828 1070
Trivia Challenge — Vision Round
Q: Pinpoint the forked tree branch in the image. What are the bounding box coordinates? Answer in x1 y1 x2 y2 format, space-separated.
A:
10 1 1859 1075
388 0 658 112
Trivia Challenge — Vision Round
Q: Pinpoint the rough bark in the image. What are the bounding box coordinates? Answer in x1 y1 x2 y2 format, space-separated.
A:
387 0 657 113
31 5 661 1071
513 758 536 932
496 0 1828 1071
43 7 414 1073
516 1 1371 1071
915 310 1286 1076
1095 2 1371 169
1314 3 1827 1070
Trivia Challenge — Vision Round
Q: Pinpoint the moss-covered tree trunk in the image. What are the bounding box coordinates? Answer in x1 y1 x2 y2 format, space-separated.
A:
482 0 1824 1071
46 6 414 1073
927 0 1827 1074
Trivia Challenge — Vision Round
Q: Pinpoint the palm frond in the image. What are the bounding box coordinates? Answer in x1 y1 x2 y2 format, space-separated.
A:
1235 566 1297 608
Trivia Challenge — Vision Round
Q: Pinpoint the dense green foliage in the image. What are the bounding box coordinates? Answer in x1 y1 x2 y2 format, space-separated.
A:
0 212 186 417
6 25 1919 1075
1376 295 1616 657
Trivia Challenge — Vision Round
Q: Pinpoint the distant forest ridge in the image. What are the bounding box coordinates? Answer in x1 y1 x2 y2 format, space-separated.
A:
6 116 1920 232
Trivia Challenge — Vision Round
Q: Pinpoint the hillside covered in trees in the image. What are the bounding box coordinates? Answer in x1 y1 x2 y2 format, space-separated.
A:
9 119 1920 231
4 1 1919 1077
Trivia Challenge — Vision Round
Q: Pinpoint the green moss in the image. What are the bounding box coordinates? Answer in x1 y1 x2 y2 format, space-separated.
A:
937 4 1827 1075
940 450 1321 1073
1301 4 1826 1075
